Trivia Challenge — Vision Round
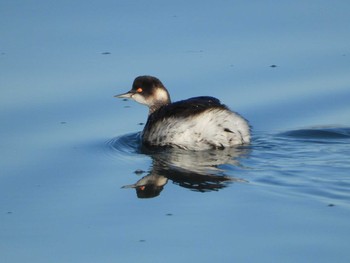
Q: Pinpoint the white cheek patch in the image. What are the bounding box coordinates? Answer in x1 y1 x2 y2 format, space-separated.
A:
154 88 169 102
132 93 149 105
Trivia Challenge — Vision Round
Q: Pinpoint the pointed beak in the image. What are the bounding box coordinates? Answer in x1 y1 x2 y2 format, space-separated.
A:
121 184 137 189
114 91 134 98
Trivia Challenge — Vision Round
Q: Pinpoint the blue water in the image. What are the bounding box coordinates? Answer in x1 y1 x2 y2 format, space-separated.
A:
109 128 350 203
1 1 350 262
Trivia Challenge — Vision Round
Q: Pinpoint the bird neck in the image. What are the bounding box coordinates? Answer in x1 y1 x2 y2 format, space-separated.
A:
148 99 170 115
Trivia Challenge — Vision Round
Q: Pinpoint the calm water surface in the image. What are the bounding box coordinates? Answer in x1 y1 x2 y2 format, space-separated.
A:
1 1 350 263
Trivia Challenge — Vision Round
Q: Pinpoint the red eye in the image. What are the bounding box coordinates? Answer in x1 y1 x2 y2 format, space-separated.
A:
136 87 143 93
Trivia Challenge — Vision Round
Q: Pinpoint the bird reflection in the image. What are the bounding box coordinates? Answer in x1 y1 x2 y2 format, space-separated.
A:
122 146 250 198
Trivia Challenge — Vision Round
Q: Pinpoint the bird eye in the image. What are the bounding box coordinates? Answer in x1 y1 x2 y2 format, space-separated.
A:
136 87 143 93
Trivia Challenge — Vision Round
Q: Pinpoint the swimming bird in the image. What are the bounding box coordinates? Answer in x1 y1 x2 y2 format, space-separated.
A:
115 76 250 151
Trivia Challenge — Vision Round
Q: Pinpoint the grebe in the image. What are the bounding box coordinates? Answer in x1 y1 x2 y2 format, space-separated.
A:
115 76 251 151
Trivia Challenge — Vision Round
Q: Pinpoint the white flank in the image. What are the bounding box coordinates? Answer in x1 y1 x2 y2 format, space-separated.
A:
143 108 251 150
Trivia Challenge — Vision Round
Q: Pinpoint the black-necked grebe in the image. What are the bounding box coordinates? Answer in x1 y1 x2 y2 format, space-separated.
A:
115 76 251 151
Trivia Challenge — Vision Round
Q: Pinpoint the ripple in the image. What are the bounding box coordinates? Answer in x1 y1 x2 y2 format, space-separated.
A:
105 132 142 160
279 127 350 139
105 128 350 202
247 128 350 205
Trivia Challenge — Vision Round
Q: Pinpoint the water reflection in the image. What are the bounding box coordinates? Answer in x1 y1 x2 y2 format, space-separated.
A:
109 134 249 198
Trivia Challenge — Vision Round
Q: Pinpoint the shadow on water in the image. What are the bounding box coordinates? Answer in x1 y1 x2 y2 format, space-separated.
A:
107 133 250 198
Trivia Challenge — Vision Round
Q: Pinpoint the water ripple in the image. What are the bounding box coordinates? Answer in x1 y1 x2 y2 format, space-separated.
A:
248 127 350 205
105 132 142 157
278 127 350 140
105 127 350 202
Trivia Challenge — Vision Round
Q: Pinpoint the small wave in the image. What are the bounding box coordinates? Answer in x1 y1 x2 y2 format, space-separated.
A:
278 127 350 140
105 132 142 156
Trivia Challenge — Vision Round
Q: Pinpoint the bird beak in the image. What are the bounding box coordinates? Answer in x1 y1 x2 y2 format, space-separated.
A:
121 184 137 189
114 91 134 98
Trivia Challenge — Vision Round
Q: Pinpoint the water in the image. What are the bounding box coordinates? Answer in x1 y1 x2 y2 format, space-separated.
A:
108 128 350 203
1 1 350 262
